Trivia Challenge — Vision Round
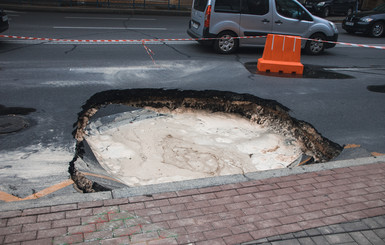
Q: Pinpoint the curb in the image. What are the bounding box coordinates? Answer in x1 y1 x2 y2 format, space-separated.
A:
1 155 384 212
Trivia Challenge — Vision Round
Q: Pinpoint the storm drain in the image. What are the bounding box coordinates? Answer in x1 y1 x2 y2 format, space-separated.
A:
70 89 342 192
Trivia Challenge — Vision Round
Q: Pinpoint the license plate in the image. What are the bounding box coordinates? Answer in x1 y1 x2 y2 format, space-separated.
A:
345 22 354 26
2 15 8 22
191 21 199 29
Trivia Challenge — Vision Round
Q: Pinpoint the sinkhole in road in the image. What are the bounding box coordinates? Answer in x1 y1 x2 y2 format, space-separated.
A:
70 89 342 192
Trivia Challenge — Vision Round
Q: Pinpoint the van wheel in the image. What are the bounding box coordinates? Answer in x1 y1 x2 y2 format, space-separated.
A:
214 31 239 54
305 33 326 55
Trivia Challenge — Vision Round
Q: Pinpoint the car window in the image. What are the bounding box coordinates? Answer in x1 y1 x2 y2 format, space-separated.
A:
214 0 241 13
275 0 312 20
194 0 209 12
241 0 269 15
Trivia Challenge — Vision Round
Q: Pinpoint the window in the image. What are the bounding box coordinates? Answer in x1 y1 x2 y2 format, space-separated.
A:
194 0 209 12
214 0 241 13
275 0 312 20
241 0 269 15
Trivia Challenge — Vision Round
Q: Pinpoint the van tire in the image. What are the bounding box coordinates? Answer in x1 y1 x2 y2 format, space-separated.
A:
305 33 326 55
214 31 239 54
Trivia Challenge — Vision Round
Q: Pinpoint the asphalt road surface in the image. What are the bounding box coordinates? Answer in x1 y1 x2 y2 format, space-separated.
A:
0 10 384 200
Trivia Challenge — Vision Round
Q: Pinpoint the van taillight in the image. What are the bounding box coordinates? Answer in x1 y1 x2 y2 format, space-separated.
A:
204 5 212 28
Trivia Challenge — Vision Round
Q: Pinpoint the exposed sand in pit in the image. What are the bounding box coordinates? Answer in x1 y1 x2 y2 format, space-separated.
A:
85 110 303 186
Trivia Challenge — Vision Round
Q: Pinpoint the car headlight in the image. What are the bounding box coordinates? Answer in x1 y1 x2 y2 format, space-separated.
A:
329 21 338 33
359 17 373 23
317 2 326 6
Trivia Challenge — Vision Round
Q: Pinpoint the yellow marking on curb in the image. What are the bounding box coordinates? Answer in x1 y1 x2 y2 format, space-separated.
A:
0 191 22 202
23 179 74 200
344 144 361 149
372 152 385 157
81 172 124 184
298 157 312 166
0 179 74 202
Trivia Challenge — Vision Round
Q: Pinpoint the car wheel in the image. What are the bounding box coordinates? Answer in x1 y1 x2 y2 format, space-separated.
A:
370 21 384 37
305 33 326 55
214 31 239 54
322 7 330 17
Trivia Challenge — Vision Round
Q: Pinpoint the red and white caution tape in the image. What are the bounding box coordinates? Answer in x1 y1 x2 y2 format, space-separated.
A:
1 34 384 50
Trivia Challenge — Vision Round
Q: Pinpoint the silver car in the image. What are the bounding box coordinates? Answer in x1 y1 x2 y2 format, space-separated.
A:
187 0 338 54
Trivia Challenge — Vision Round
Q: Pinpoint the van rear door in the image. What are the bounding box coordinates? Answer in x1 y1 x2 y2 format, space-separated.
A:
239 0 273 45
189 0 210 37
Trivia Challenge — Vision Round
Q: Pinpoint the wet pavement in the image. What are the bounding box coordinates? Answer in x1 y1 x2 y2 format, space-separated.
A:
0 157 384 244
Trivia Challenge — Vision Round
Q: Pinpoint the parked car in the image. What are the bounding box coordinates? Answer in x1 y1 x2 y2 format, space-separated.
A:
187 0 338 55
304 0 356 17
342 3 385 37
0 9 9 33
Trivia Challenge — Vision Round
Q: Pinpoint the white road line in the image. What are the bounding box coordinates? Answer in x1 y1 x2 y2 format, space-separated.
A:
65 17 156 21
2 39 196 45
65 17 129 20
53 26 167 30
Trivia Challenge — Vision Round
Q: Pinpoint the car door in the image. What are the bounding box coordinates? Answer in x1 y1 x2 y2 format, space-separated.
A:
272 0 312 38
239 0 273 45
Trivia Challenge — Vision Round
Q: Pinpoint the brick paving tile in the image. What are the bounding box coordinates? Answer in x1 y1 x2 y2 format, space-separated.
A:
37 227 67 239
1 162 385 245
21 238 53 245
51 204 77 213
0 225 22 236
21 207 51 216
37 212 65 222
65 209 93 219
7 216 37 226
52 217 80 228
22 221 51 232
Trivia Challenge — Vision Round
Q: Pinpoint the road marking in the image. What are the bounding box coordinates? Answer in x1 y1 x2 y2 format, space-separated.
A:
372 152 385 157
53 26 167 31
0 179 74 202
0 191 21 202
344 144 361 149
65 17 156 21
3 39 196 45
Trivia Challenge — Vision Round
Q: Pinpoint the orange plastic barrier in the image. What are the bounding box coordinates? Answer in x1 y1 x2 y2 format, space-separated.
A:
257 34 304 75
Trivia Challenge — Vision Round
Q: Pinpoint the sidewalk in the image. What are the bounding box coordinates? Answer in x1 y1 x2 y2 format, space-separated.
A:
1 157 384 244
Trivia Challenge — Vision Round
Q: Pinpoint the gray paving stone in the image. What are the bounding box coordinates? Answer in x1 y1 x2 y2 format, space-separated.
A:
325 233 355 244
293 231 308 238
318 224 346 235
340 221 370 232
362 217 383 229
306 228 322 236
361 230 384 245
373 228 385 239
280 233 295 240
310 235 330 244
267 235 282 242
298 237 316 245
349 231 372 245
271 239 300 245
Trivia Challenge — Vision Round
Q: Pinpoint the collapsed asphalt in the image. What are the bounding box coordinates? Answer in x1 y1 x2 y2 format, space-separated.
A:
70 88 343 193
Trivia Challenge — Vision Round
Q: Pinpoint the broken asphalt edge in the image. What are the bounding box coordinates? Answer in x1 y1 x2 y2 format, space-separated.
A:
1 154 384 212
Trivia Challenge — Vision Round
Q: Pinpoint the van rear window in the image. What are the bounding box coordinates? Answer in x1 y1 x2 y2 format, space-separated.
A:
214 0 241 13
194 0 209 12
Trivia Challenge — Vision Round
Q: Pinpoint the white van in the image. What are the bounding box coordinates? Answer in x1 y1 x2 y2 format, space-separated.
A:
187 0 339 54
